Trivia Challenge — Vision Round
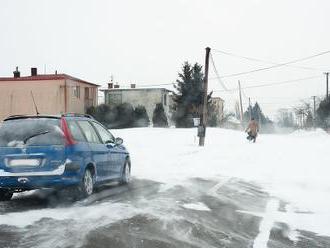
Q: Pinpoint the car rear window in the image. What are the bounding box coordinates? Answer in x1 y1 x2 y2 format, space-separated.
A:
0 118 64 147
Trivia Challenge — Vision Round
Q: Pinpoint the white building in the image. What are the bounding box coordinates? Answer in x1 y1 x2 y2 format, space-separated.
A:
102 84 173 122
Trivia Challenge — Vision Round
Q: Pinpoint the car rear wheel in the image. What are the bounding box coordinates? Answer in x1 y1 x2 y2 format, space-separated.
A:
120 161 131 185
0 189 13 201
80 168 94 197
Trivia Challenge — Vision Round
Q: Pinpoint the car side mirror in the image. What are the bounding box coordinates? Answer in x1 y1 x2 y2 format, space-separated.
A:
115 137 123 146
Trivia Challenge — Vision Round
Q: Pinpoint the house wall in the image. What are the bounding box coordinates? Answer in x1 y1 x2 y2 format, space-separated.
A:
105 89 171 122
0 79 98 120
211 98 225 121
65 79 98 114
0 80 65 120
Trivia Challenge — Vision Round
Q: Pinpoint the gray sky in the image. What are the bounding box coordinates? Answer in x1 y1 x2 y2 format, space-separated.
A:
1 0 330 117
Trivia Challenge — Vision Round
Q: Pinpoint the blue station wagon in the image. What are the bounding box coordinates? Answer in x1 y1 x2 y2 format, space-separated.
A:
0 114 131 201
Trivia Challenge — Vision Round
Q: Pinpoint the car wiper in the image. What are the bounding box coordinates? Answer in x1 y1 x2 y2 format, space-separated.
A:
23 130 50 144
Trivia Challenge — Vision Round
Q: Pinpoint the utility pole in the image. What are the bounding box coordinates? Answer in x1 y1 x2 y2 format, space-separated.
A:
199 47 211 147
326 72 329 101
312 95 316 128
248 97 252 120
238 80 244 127
312 96 316 117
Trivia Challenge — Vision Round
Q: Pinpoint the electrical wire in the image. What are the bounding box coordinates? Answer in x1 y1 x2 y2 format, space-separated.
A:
210 49 330 79
212 75 322 92
212 49 326 72
209 52 229 91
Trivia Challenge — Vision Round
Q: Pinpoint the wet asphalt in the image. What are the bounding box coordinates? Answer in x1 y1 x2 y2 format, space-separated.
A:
0 178 329 248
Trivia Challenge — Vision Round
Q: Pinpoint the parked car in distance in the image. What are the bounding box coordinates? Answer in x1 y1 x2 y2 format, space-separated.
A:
0 114 131 201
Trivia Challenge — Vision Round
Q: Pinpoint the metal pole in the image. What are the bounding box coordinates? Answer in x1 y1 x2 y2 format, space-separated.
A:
199 47 211 147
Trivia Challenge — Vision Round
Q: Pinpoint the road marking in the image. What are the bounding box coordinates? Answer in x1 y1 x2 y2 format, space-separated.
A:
208 177 232 197
253 199 279 248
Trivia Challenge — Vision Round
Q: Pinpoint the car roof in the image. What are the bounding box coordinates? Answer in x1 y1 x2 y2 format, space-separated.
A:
3 114 94 121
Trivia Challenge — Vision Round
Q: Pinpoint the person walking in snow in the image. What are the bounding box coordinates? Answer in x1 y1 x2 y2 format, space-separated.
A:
245 118 259 143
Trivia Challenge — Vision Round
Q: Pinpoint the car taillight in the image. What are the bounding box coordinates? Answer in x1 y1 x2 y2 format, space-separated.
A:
60 118 77 146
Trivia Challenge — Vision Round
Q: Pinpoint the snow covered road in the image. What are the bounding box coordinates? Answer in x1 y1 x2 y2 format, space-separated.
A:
1 128 330 248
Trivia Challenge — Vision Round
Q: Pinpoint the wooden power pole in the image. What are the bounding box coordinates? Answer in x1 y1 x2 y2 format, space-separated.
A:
238 81 244 126
326 72 329 100
312 95 316 128
312 96 316 117
199 47 211 147
248 97 252 120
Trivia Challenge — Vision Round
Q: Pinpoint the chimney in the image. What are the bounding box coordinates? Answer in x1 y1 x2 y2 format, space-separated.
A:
13 66 20 78
108 83 113 89
130 83 136 89
31 67 37 76
55 70 58 75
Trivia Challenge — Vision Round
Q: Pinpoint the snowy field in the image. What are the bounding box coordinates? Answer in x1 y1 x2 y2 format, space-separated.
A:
113 128 330 239
1 127 330 248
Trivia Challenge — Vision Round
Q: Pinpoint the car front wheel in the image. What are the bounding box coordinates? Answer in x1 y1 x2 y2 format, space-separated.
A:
0 189 13 201
120 161 131 185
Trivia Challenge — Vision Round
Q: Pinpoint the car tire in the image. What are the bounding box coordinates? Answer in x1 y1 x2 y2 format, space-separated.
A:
0 189 13 201
120 160 131 185
80 168 94 198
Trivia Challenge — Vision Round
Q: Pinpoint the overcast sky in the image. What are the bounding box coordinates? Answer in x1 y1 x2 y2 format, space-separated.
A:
1 0 330 117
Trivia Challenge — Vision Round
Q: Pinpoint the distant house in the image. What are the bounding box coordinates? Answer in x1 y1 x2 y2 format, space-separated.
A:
102 83 173 122
210 97 225 121
0 67 99 120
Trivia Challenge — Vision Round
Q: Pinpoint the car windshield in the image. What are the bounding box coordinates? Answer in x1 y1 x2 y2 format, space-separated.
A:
0 118 64 147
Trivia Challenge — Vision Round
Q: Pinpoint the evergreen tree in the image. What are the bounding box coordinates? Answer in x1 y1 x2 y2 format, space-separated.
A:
316 98 330 128
116 103 135 128
243 102 274 132
133 105 150 127
173 61 212 127
243 102 269 125
152 103 168 127
172 62 194 127
86 104 115 127
87 103 152 129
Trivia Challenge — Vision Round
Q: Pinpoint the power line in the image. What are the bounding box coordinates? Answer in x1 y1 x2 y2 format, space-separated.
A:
209 52 229 91
210 50 330 79
213 75 322 92
212 49 326 72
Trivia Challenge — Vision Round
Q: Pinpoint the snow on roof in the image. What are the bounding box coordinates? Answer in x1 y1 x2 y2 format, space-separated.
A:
101 87 173 92
0 74 100 87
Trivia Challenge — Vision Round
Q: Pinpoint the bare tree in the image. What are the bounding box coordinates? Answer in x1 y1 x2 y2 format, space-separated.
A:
293 102 313 129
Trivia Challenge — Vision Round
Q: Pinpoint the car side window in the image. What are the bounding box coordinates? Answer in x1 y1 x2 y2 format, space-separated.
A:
67 120 86 142
77 121 101 144
92 122 115 144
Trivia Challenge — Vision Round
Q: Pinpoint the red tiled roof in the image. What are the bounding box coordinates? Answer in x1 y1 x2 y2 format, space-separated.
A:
0 74 99 86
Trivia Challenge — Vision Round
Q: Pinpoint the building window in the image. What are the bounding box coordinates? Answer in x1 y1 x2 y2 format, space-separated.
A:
85 87 90 99
163 94 167 106
108 93 122 105
73 86 80 98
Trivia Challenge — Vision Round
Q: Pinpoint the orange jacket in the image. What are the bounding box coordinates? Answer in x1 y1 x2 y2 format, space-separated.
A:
246 120 259 136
